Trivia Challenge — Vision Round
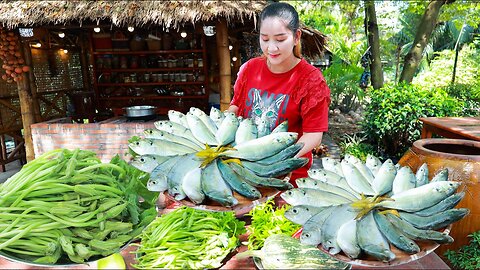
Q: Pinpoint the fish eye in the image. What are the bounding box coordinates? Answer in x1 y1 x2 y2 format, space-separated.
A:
305 233 310 238
292 209 298 213
135 142 140 145
140 158 145 162
287 191 292 195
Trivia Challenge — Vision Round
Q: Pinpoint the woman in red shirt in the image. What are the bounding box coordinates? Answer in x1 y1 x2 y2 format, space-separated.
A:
228 2 331 182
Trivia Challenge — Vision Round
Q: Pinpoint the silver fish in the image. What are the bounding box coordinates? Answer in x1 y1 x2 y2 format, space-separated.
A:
378 181 461 212
386 213 454 244
235 118 258 145
321 204 358 255
371 159 396 196
130 154 168 173
186 112 218 145
345 154 374 184
336 219 361 259
399 208 470 230
256 143 304 165
431 168 449 182
280 188 351 207
166 154 202 200
392 166 417 194
366 154 382 176
181 167 205 204
256 116 271 138
190 107 218 136
215 112 239 145
144 128 203 150
321 157 344 177
154 120 202 145
295 177 359 201
168 110 189 128
128 138 196 156
300 207 335 246
284 205 326 225
209 107 225 128
241 158 309 178
373 211 420 254
271 120 288 133
147 155 184 192
415 163 429 187
221 132 297 161
307 168 358 196
357 211 395 262
414 191 465 217
340 159 375 196
201 161 238 207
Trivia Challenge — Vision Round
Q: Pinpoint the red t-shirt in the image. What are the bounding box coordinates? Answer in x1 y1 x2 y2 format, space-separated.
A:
230 57 330 181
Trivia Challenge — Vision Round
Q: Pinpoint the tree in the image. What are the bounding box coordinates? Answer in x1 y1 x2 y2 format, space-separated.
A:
399 0 454 83
364 0 383 89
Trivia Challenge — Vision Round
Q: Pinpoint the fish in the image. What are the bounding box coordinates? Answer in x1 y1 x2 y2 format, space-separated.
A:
307 168 358 196
321 157 344 177
186 112 218 145
391 166 417 194
271 120 288 133
300 207 335 246
209 107 225 128
128 138 196 156
234 118 258 146
371 159 396 196
336 219 361 259
215 112 239 145
398 208 470 230
220 132 297 161
130 154 168 173
377 181 461 212
201 161 238 207
255 143 304 165
280 188 352 207
166 154 202 200
168 110 189 128
217 159 261 200
241 158 309 178
284 205 327 225
154 120 202 145
144 128 203 150
295 177 360 201
373 211 420 254
431 168 449 182
256 116 271 138
190 107 218 136
228 162 293 190
181 167 205 204
366 154 382 176
321 204 358 255
413 191 465 217
415 163 429 187
147 155 184 192
386 213 454 244
357 211 395 262
345 154 374 183
340 159 375 196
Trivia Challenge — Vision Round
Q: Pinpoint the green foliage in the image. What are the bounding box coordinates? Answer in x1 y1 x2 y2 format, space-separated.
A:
362 83 462 158
445 231 480 270
323 59 365 112
338 133 377 162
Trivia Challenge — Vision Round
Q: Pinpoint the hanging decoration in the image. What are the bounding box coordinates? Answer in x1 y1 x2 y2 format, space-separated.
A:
0 27 30 83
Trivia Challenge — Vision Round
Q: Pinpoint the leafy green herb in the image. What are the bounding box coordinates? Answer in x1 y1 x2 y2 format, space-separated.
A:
245 199 301 250
445 231 480 270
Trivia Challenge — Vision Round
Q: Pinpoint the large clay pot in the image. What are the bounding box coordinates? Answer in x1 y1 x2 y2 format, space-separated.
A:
398 138 480 257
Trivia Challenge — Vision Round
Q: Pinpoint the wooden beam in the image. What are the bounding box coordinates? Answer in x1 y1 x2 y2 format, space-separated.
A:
216 18 232 111
21 37 42 122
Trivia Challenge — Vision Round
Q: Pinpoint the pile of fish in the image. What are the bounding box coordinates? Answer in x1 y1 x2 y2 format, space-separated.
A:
129 107 306 207
282 154 469 262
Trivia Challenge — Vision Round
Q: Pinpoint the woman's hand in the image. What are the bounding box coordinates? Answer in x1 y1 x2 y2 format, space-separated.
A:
295 132 324 158
227 105 238 114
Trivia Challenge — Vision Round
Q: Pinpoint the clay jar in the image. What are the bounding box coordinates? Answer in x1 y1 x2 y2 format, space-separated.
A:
398 138 480 256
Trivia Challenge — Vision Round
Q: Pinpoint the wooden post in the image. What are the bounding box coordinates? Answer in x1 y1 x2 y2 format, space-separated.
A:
215 18 232 111
79 32 91 91
17 36 36 162
21 38 42 123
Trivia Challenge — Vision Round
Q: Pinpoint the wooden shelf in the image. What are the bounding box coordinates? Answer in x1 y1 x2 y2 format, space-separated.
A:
99 95 207 100
93 49 203 55
97 67 203 72
97 82 205 87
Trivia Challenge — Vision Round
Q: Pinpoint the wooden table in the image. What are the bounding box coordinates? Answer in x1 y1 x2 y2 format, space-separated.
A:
419 117 480 141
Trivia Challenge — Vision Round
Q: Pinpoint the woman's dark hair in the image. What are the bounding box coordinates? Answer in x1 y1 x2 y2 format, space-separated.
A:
259 2 302 57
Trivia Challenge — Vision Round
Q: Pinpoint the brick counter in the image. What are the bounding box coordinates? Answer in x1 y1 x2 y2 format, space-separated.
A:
31 117 165 162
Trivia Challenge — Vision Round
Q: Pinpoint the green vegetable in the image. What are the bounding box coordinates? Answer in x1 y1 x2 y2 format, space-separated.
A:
445 231 480 270
245 199 301 250
237 234 351 269
0 149 158 264
132 206 246 269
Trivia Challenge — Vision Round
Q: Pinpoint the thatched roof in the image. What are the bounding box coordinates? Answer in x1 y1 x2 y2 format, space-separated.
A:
0 1 267 29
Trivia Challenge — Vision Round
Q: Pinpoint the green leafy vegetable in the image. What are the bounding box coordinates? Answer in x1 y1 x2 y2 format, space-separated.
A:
245 199 301 250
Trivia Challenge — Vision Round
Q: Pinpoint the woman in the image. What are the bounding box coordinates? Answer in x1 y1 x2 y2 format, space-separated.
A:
228 2 330 182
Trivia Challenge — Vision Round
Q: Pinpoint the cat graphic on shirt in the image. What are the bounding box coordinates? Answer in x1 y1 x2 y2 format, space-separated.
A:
246 88 288 131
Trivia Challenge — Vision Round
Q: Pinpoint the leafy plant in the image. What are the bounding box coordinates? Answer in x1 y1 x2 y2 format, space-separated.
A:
444 231 480 270
362 83 462 158
339 133 377 162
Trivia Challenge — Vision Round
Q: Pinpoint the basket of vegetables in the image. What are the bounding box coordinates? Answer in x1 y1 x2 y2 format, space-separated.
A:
0 149 158 266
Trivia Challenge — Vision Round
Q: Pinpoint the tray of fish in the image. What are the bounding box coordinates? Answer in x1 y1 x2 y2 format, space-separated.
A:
281 154 468 266
129 107 306 215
